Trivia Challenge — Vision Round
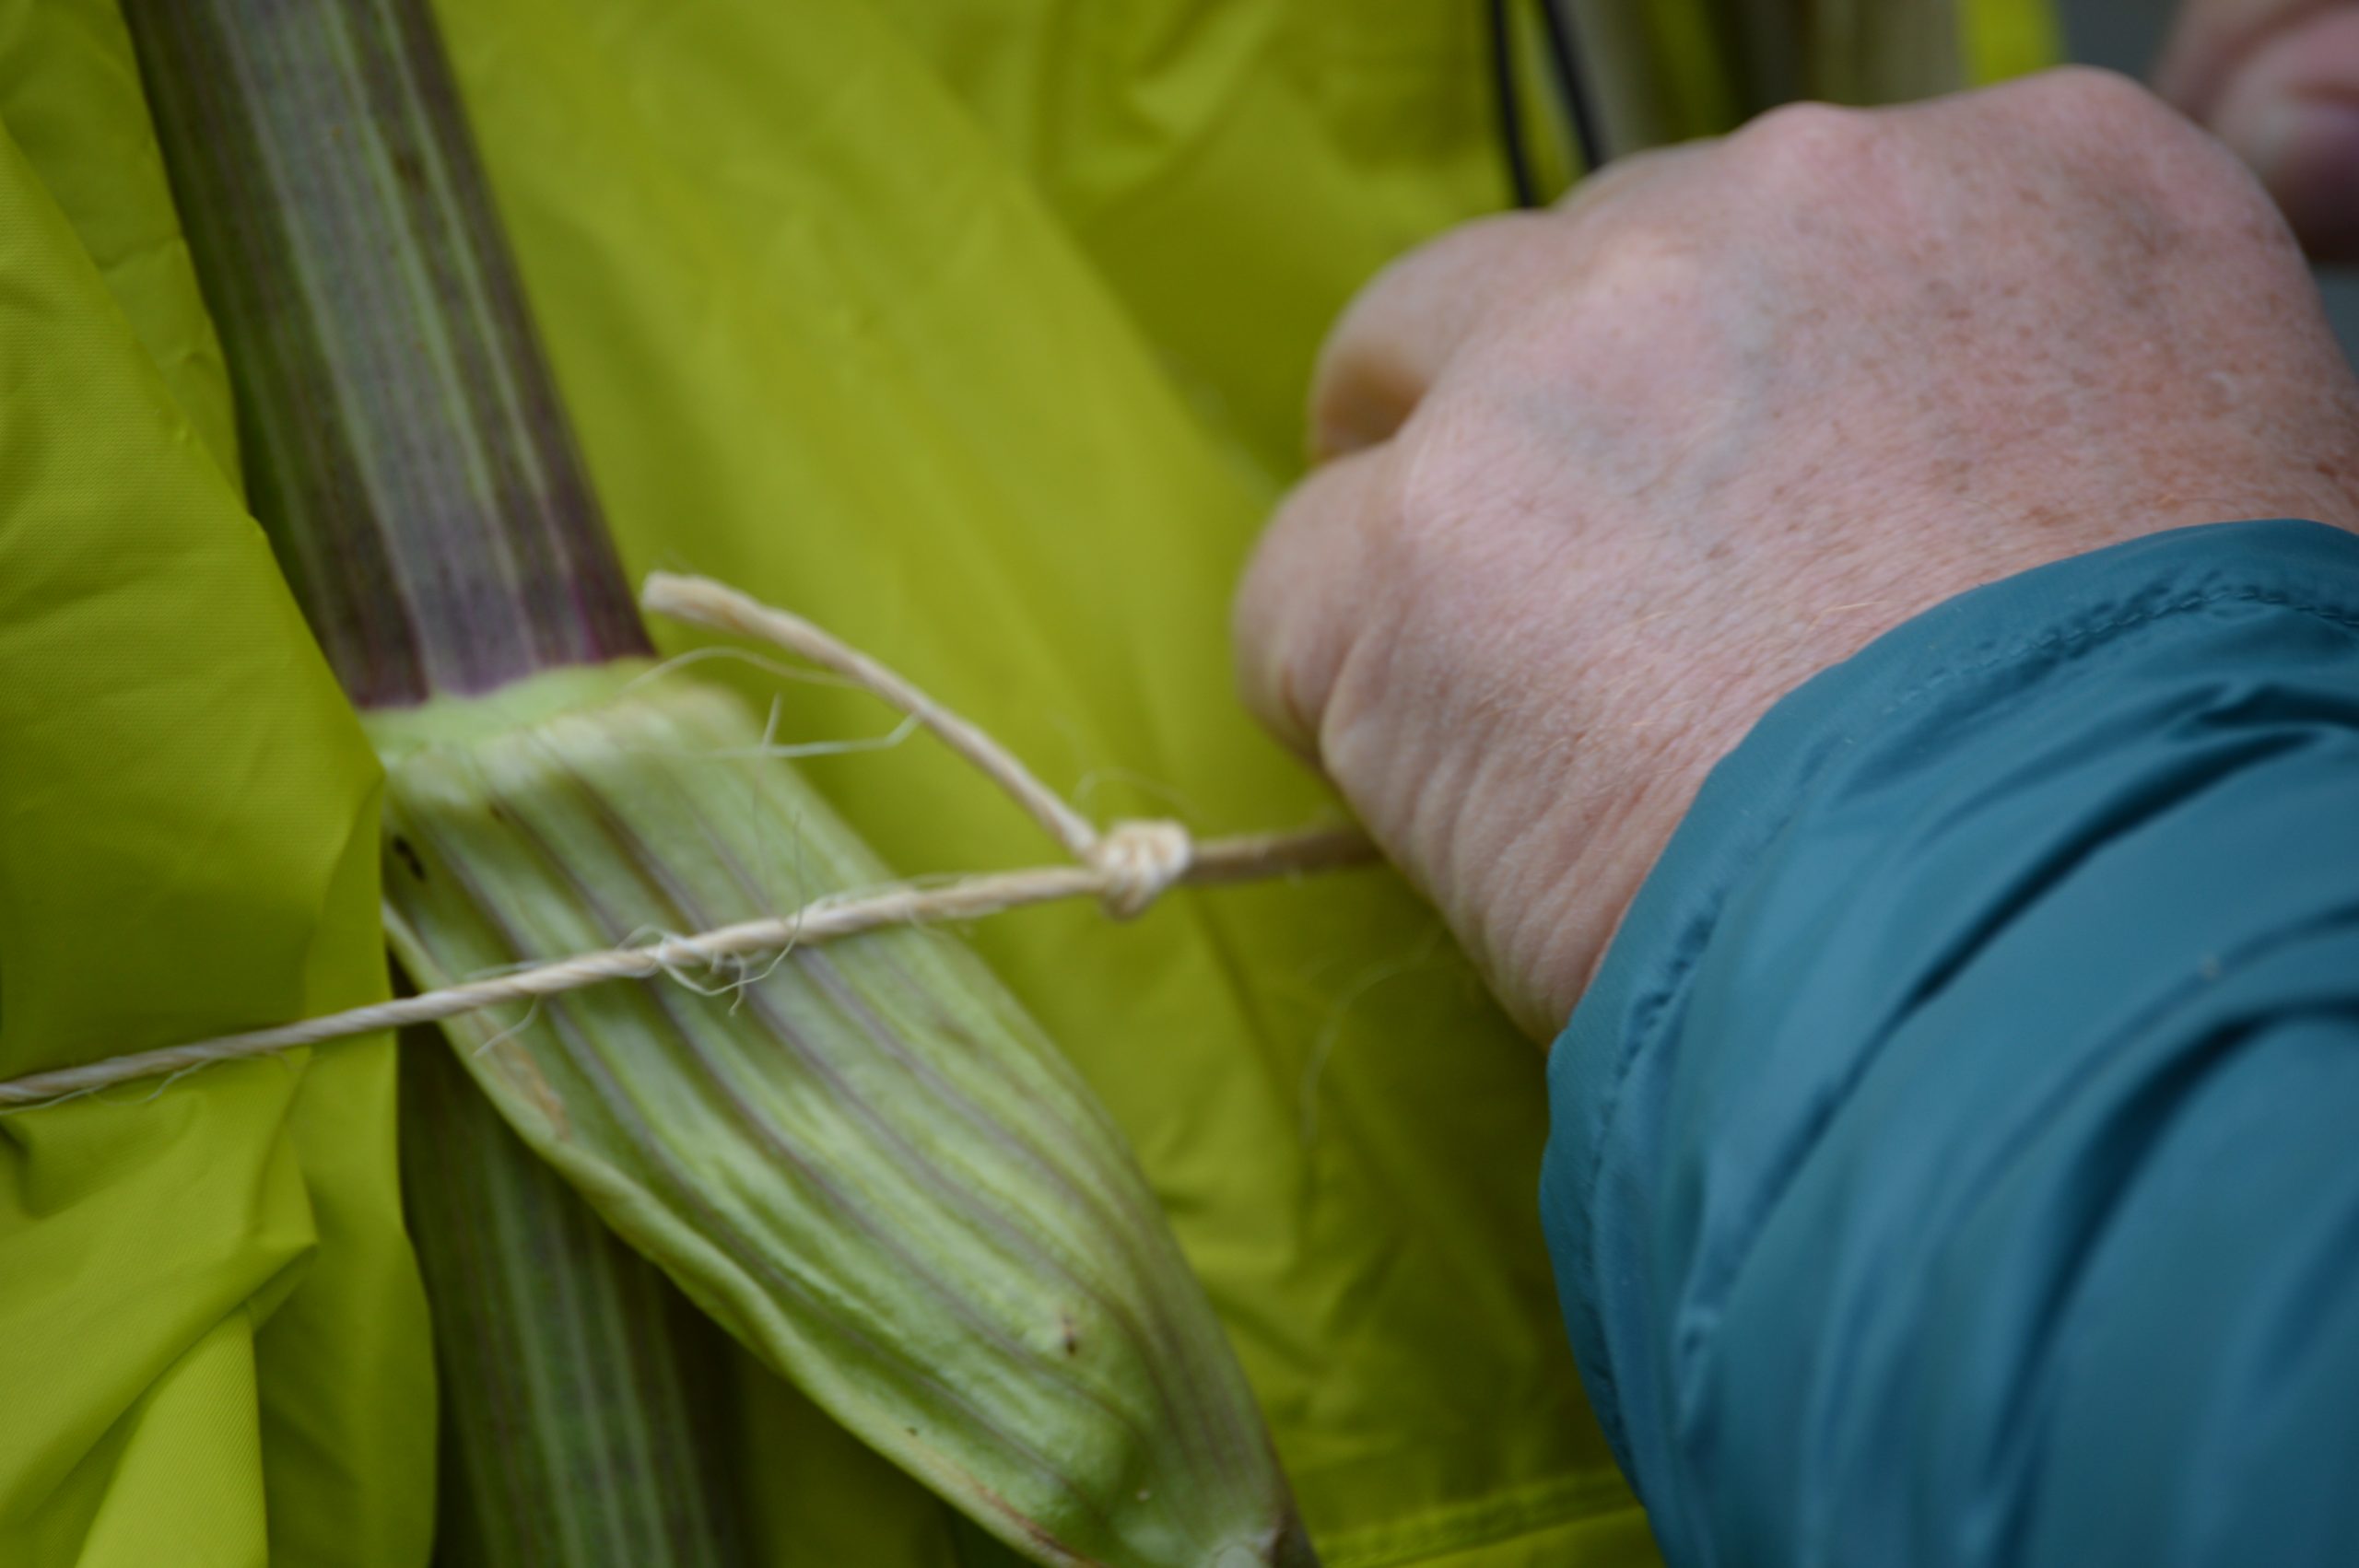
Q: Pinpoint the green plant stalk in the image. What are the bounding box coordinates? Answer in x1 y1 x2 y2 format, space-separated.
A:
121 3 729 1562
122 0 646 708
126 0 1316 1562
400 1031 745 1567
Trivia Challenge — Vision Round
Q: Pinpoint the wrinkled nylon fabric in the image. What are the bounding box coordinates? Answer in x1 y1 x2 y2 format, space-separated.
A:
1546 521 2359 1565
1 2 2045 1564
0 5 435 1566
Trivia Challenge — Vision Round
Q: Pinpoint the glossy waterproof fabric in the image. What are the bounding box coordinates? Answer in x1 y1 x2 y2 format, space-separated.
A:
1544 521 2359 1565
0 4 434 1563
0 3 2046 1564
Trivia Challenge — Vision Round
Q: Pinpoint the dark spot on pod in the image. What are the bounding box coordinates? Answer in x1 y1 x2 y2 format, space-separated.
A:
391 145 428 194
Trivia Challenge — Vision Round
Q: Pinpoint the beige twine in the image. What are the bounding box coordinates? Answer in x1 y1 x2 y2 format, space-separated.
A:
0 573 1376 1110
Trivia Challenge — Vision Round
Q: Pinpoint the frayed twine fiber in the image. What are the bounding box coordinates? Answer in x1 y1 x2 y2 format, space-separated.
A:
0 573 1375 1110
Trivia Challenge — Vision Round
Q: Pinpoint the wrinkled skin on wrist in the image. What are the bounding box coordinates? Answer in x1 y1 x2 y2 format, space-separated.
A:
1235 69 2359 1040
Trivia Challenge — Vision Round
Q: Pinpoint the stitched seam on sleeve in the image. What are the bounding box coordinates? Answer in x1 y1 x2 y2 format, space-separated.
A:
1570 583 2359 1459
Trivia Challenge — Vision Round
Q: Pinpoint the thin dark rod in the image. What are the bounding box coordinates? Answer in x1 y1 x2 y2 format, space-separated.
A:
1488 0 1542 206
1538 0 1611 170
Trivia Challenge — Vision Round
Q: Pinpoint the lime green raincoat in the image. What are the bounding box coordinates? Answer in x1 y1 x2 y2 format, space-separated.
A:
0 3 2049 1564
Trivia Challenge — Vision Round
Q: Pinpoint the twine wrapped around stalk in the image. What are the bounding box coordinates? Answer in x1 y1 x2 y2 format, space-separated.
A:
0 572 1376 1110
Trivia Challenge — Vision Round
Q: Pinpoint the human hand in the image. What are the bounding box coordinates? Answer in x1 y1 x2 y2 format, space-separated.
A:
2160 0 2359 260
1235 69 2359 1039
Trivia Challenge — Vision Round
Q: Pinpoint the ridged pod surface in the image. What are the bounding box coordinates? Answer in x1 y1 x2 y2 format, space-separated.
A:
373 668 1316 1568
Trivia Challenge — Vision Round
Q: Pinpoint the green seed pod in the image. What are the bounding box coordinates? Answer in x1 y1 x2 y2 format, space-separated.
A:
374 668 1318 1568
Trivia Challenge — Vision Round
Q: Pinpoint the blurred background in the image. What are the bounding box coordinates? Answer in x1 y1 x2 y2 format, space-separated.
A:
2065 0 2359 361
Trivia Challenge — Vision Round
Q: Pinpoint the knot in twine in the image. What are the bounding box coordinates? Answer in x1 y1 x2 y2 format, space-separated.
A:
1087 820 1192 919
0 574 1378 1112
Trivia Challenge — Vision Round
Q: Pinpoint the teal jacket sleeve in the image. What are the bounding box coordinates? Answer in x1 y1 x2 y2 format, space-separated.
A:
1541 520 2359 1566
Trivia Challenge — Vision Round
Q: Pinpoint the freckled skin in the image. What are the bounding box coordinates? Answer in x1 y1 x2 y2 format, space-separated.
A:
1236 69 2359 1039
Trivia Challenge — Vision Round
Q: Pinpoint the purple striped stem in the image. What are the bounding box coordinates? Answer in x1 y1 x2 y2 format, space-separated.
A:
123 0 647 707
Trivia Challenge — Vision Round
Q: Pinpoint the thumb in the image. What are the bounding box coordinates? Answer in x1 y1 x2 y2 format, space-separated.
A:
2161 0 2359 262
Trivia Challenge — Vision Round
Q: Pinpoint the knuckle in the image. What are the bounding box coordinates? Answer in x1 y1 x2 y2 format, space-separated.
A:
1732 99 1883 185
2018 66 2299 257
2017 64 2175 132
2172 149 2306 265
2012 66 2219 185
1308 209 1561 459
1575 224 1716 315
